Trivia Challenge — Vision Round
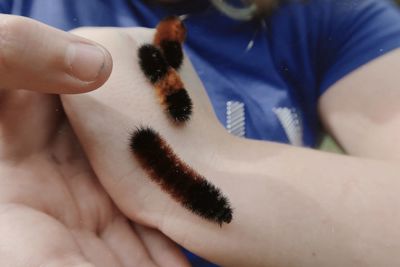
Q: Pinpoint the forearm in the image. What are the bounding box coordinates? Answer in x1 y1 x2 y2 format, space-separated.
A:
162 133 400 267
318 49 400 162
61 26 400 267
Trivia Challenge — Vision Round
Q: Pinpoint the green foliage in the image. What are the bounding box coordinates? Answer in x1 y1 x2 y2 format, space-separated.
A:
318 135 344 154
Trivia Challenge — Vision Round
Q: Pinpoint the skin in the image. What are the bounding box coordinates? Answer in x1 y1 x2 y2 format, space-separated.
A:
0 15 189 267
1 3 400 267
60 27 400 267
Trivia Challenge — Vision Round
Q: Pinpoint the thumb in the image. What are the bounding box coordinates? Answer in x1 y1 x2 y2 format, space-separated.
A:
0 15 112 94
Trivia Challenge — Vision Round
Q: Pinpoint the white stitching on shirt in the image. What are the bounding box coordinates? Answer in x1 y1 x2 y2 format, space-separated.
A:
226 101 246 137
272 107 303 146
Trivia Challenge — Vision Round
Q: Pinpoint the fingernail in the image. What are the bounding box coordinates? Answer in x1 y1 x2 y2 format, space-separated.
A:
66 43 106 82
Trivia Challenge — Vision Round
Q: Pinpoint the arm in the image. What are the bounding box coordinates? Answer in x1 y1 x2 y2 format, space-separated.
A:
160 50 400 267
319 48 400 161
62 27 400 267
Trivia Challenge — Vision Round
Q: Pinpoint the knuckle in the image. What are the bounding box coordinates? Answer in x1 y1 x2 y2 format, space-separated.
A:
0 16 33 71
0 15 31 35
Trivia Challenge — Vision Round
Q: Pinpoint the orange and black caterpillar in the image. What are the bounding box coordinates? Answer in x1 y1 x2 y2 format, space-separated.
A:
138 16 191 123
134 17 233 225
130 127 233 225
154 15 186 70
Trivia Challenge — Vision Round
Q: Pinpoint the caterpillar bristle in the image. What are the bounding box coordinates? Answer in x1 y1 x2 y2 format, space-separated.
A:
160 40 184 70
130 127 233 225
138 17 192 123
154 16 186 70
153 68 192 123
154 16 186 46
165 89 193 123
138 44 168 83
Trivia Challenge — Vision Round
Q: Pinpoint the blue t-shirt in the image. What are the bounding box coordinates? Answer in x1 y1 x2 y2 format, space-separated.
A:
3 0 400 148
2 0 400 266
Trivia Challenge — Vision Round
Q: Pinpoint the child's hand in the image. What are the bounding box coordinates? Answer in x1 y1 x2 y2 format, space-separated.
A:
0 16 189 266
62 26 236 264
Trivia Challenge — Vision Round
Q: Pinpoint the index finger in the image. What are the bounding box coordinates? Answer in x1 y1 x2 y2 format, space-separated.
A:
0 15 113 94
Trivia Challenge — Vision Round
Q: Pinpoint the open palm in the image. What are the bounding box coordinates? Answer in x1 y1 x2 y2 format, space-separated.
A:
0 90 189 266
